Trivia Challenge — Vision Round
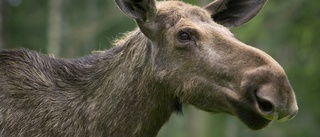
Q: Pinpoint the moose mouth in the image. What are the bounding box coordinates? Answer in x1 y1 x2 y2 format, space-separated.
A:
234 106 272 130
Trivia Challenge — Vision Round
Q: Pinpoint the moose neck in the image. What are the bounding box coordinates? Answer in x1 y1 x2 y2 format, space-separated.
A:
80 29 176 136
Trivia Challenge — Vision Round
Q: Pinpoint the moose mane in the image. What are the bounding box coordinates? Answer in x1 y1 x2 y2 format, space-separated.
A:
0 28 179 136
111 28 183 113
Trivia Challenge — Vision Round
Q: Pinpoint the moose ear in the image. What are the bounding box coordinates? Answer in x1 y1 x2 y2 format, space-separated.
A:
115 0 157 39
115 0 157 22
204 0 267 28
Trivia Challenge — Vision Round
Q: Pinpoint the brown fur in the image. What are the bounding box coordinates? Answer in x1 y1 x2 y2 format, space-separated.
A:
0 1 297 137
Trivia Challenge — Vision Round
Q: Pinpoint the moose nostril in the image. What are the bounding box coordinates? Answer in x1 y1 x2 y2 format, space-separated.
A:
254 89 275 114
256 97 274 113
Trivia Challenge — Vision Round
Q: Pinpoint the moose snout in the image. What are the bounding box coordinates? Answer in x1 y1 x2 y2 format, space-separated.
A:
242 67 298 123
254 84 298 122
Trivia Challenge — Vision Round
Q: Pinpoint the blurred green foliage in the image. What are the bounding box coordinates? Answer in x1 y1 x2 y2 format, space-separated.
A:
1 0 319 137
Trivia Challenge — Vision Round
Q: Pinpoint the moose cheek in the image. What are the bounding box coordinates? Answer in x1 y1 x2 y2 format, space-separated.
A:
178 77 230 113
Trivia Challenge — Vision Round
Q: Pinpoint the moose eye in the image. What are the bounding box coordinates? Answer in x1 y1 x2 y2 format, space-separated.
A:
178 31 192 43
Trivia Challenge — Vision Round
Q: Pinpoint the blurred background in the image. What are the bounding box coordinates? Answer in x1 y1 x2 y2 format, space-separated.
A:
0 0 319 136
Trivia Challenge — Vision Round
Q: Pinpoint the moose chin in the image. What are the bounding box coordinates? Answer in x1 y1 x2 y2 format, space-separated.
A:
0 0 298 136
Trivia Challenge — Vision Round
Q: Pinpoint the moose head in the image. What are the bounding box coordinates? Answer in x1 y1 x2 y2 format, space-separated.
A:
115 0 298 130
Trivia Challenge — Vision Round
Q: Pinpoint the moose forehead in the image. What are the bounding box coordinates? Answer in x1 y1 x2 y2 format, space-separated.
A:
154 1 233 37
155 1 213 28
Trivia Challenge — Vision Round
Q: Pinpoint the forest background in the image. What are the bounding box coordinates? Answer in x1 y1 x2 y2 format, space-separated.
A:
0 0 319 137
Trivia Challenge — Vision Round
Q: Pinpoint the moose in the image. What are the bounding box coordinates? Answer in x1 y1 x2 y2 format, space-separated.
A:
0 0 298 136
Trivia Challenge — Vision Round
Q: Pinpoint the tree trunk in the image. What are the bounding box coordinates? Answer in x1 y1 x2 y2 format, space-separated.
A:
225 117 238 137
83 0 98 53
47 0 63 56
184 107 209 137
0 0 4 49
199 0 211 6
